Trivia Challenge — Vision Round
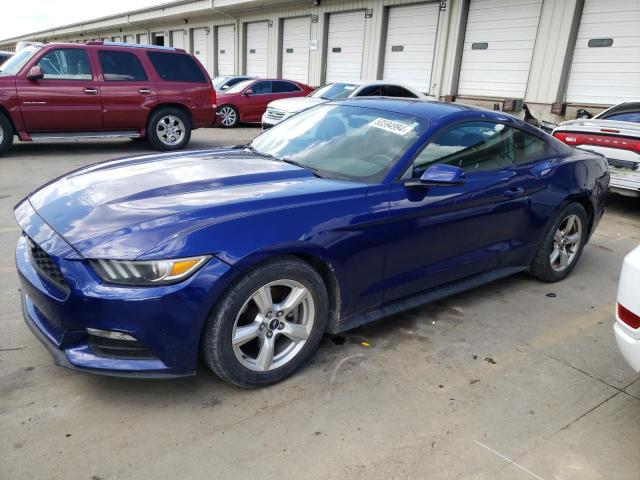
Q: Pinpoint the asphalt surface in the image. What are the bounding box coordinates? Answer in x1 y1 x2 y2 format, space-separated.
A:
1 127 639 480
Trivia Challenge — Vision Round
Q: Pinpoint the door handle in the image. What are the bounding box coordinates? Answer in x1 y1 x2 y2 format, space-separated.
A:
504 187 526 198
83 87 98 95
138 88 151 94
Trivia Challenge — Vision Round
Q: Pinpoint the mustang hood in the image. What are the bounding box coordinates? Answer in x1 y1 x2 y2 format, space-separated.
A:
20 149 362 259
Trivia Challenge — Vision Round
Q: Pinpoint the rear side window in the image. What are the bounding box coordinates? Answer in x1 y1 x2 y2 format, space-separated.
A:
273 81 301 93
357 85 382 96
98 51 148 81
513 129 548 164
147 52 206 83
36 49 92 80
381 85 417 98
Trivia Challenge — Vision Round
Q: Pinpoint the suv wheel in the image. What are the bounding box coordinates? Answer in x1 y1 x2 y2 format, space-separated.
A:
147 108 191 151
529 202 589 282
201 256 329 388
0 114 14 156
218 105 239 128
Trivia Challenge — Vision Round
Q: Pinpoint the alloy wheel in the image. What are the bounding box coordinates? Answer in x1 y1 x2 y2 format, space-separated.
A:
550 214 583 272
232 279 314 372
156 115 186 146
219 106 237 127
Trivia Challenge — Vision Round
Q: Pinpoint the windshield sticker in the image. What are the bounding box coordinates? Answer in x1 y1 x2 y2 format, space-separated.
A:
369 118 416 135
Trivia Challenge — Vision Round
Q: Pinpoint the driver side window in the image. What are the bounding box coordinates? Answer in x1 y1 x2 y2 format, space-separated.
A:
408 121 515 178
36 49 92 80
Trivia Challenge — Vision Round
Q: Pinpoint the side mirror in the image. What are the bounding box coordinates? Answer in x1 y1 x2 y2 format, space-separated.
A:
405 164 465 188
27 65 44 81
243 88 254 96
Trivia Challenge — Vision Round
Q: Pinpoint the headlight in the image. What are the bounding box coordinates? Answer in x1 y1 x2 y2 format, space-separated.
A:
90 256 210 286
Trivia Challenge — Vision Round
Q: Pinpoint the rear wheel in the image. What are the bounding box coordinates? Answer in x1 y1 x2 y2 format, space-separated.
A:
0 114 14 156
201 257 329 388
218 105 239 128
529 203 588 282
147 108 191 151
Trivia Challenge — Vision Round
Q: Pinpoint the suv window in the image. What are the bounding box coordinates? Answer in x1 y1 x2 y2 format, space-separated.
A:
98 51 148 81
147 52 206 83
251 81 272 94
356 85 381 96
273 81 301 93
36 49 92 80
381 85 417 98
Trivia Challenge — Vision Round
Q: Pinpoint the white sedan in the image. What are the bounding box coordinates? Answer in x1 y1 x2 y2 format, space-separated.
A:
614 245 640 372
261 81 429 129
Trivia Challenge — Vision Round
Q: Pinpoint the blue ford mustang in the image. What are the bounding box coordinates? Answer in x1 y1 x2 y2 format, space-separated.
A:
15 98 609 387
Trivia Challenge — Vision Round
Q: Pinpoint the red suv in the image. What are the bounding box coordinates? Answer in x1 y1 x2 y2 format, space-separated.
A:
0 42 216 155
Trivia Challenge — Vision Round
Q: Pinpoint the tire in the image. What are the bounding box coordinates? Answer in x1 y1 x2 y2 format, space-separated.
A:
147 108 191 151
0 114 14 156
529 202 589 282
218 105 239 128
201 256 329 388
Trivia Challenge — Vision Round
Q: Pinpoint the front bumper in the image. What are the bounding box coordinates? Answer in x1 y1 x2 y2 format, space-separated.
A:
15 209 232 378
614 321 640 373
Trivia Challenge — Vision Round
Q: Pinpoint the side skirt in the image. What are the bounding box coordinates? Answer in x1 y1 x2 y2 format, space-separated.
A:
333 266 526 334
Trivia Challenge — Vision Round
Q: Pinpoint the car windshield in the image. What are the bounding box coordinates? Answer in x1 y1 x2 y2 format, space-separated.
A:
250 104 428 182
310 83 357 100
0 45 41 75
224 79 254 93
212 76 230 88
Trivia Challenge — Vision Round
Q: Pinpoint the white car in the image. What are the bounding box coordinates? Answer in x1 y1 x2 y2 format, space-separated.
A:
553 102 640 198
261 81 429 129
614 245 640 372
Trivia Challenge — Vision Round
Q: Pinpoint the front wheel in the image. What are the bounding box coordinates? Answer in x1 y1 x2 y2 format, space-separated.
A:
147 108 191 151
529 203 589 282
201 257 329 388
218 105 239 128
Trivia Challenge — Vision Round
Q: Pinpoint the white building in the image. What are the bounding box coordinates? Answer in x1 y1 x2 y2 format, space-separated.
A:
1 0 638 122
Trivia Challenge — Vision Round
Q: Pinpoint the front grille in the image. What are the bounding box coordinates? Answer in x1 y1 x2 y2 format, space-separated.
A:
266 108 287 121
608 158 639 170
26 236 70 294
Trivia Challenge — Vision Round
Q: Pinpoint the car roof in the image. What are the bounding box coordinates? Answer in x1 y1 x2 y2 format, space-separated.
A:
38 41 186 53
334 97 483 120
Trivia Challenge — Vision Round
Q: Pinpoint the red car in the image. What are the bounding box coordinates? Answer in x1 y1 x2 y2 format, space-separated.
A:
216 78 313 128
0 41 216 155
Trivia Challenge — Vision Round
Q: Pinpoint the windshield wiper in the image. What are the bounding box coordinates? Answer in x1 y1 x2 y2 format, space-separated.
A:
280 158 324 178
245 144 276 159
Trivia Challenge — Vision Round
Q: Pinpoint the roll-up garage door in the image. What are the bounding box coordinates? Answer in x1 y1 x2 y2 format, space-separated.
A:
193 28 210 74
382 3 440 93
137 33 149 45
171 30 185 50
217 25 235 76
458 0 543 98
123 35 134 44
246 21 269 77
282 17 311 84
325 11 365 83
566 0 640 105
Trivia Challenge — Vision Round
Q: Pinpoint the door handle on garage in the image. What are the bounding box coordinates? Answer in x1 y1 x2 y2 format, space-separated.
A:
83 87 98 95
138 88 151 94
504 187 526 198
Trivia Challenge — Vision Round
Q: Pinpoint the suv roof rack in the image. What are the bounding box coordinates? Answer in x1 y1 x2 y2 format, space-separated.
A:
84 41 180 52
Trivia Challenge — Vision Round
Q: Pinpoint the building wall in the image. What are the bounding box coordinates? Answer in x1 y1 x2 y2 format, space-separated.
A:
0 0 631 122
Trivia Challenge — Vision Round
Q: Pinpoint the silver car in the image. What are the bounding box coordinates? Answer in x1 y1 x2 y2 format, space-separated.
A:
261 81 429 129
